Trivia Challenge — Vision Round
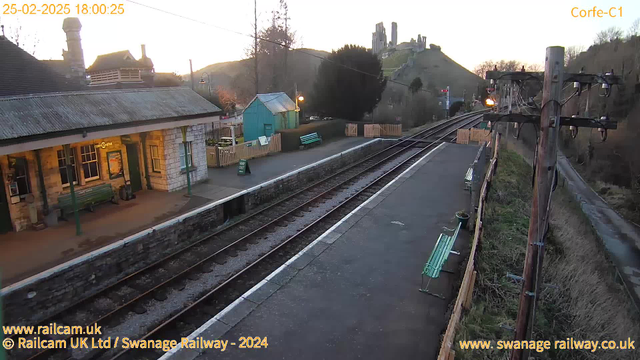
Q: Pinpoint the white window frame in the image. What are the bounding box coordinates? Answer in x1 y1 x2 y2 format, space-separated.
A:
150 145 161 173
57 147 78 187
179 142 193 170
80 144 100 182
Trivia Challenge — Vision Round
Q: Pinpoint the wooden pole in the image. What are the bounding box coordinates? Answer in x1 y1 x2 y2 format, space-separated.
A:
189 59 194 91
181 126 192 196
254 0 259 95
510 46 564 360
64 144 81 236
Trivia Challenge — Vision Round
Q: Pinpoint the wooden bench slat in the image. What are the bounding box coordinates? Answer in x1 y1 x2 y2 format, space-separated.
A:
58 183 115 217
422 223 462 278
300 132 322 146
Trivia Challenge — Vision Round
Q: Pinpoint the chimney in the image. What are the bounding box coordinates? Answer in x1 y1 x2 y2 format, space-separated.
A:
62 17 85 79
141 44 147 58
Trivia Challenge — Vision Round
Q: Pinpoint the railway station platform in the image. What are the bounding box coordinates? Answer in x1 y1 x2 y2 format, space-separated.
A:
0 137 373 287
166 142 481 360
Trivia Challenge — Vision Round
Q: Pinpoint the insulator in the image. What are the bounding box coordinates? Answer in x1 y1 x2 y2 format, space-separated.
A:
569 125 578 139
573 82 580 88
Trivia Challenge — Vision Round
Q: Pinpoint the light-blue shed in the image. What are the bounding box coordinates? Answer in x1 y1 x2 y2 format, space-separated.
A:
242 92 298 141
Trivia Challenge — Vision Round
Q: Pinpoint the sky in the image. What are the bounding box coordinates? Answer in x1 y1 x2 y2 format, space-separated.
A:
1 0 639 75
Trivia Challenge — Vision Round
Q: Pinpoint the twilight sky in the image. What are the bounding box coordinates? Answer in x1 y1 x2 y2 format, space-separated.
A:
1 0 639 75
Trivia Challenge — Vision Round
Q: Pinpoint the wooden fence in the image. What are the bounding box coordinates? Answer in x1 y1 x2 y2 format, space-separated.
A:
456 128 491 145
206 123 244 141
345 123 358 137
207 133 281 168
363 124 402 138
437 133 500 360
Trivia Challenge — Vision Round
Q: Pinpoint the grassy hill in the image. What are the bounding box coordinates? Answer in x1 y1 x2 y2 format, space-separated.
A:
392 48 485 99
187 48 329 105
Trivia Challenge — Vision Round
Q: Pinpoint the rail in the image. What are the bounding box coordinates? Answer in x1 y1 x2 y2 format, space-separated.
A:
111 113 487 360
9 111 485 360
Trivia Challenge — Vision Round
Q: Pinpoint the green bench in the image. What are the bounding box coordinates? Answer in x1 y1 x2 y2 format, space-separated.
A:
464 167 473 191
58 183 117 219
300 132 322 147
419 222 462 298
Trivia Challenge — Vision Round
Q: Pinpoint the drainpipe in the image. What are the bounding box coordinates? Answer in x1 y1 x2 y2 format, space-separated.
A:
64 144 81 236
180 126 192 196
34 149 49 215
140 132 152 190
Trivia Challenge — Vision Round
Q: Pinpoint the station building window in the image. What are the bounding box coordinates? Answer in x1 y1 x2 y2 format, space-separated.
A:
179 142 193 170
80 144 100 181
150 145 161 172
7 156 30 197
57 148 78 186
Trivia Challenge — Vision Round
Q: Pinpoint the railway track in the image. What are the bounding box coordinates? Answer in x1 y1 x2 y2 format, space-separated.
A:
7 111 484 360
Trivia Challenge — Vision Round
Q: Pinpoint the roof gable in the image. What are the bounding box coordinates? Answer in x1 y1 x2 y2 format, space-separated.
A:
87 50 152 72
245 92 295 115
0 87 221 143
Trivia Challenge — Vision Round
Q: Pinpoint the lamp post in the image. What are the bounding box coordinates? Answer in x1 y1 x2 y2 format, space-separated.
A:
199 72 212 100
294 82 304 126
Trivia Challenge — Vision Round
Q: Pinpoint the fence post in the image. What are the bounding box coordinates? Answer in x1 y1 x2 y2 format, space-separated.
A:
215 145 221 168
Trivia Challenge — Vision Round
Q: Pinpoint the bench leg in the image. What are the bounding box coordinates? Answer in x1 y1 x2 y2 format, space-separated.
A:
419 275 446 299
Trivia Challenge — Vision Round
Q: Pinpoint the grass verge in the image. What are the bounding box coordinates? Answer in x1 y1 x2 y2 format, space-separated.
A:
454 149 640 360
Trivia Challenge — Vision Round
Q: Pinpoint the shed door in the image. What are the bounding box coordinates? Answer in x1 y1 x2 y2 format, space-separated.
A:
264 124 273 137
0 167 13 233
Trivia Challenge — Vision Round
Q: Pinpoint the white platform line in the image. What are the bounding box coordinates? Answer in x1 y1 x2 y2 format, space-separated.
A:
159 142 447 359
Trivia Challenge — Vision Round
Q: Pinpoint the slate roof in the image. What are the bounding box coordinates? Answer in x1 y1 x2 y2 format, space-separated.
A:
251 92 296 114
0 87 221 143
0 36 85 97
86 50 152 72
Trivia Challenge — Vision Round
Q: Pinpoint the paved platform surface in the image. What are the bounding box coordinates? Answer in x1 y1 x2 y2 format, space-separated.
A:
0 137 374 287
194 137 372 200
169 142 480 360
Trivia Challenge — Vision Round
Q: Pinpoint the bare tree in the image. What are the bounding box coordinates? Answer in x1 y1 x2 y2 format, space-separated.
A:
526 63 543 72
594 27 623 45
0 18 39 55
564 45 585 66
473 59 523 78
627 18 640 39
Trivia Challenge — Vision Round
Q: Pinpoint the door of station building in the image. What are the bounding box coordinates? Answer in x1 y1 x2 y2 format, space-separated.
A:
0 167 13 233
125 143 143 193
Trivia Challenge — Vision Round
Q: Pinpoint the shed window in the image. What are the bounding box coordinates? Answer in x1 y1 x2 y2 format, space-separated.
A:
179 142 193 170
57 148 78 186
150 145 161 172
80 145 100 181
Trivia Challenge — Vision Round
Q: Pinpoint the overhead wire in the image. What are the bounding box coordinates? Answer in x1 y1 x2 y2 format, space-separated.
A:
125 0 433 94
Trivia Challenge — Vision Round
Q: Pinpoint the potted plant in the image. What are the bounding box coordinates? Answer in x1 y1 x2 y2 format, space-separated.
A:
456 210 470 228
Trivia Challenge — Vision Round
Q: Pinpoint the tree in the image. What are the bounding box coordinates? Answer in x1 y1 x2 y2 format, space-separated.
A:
594 27 623 44
244 0 296 94
0 19 39 55
473 59 522 78
311 45 387 121
216 86 238 113
627 18 640 39
564 45 585 66
409 77 423 94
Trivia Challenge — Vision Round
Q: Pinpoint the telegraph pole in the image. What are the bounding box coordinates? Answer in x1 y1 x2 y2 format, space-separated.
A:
510 46 564 360
253 0 259 95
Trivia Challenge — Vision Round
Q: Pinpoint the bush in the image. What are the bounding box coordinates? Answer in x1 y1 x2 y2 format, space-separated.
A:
277 119 346 151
